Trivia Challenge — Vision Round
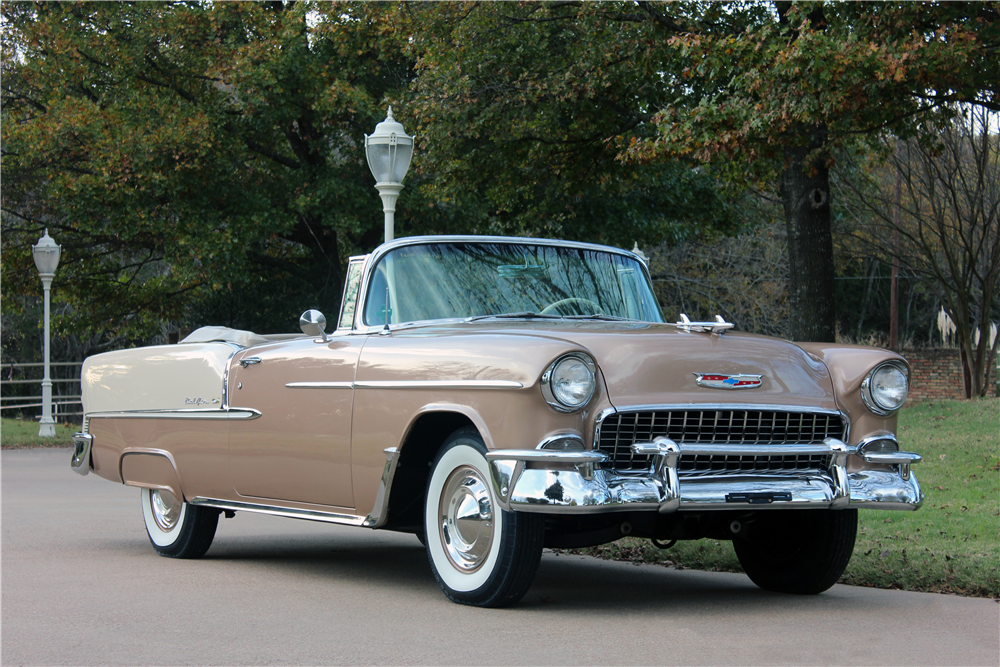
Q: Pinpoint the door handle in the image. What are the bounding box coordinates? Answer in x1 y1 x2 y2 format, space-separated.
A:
239 356 262 368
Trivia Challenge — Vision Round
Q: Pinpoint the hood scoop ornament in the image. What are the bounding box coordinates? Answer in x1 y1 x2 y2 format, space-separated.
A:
675 314 735 334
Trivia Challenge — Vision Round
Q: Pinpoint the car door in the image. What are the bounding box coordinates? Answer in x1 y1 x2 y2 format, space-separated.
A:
228 336 364 509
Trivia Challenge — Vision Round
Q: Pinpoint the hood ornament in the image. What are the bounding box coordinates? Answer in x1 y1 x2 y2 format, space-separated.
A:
676 314 734 334
694 373 763 389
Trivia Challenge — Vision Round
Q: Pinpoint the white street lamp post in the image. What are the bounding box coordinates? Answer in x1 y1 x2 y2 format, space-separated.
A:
365 107 414 243
32 229 62 437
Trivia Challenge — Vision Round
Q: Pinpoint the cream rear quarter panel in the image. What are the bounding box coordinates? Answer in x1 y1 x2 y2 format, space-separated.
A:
82 343 236 413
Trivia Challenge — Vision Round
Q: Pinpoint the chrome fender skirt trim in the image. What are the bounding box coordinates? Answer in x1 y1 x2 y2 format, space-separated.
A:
189 497 366 527
486 439 923 514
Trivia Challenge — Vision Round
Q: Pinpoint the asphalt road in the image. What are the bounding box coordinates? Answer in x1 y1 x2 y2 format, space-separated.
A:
3 447 998 666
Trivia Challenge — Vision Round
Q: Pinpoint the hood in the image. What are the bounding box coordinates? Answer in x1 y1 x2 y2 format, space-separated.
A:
393 320 839 412
574 325 838 411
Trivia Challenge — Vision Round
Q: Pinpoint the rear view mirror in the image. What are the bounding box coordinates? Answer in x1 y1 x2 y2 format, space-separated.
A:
299 310 329 342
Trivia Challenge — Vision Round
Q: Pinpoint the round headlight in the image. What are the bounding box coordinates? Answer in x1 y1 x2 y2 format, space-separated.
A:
863 362 908 415
542 354 596 412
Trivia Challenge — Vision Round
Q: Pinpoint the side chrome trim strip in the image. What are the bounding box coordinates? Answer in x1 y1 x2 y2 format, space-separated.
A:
284 380 523 390
189 497 366 526
85 408 261 420
354 380 523 390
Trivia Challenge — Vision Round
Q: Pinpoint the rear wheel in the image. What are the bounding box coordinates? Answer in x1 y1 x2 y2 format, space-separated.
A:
734 509 857 594
141 488 219 559
424 428 544 607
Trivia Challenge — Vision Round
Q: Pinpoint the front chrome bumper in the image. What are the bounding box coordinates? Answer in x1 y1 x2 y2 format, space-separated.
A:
486 437 922 514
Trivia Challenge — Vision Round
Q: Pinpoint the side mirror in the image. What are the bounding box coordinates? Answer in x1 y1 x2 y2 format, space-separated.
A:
299 310 329 342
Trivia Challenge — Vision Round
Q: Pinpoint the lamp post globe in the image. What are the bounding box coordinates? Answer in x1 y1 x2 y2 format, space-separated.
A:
365 107 413 243
32 229 62 437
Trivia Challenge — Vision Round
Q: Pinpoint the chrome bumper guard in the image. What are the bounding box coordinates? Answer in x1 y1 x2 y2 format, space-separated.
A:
485 437 922 514
70 432 93 476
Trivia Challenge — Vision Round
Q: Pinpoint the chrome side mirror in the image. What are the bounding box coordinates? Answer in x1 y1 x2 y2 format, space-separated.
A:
299 309 329 342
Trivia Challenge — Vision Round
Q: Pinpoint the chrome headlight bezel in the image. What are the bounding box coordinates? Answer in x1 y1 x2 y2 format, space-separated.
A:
541 353 597 413
861 361 909 416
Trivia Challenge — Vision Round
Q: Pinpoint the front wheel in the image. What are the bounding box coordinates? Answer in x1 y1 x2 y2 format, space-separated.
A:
141 488 219 559
424 428 544 607
733 509 857 595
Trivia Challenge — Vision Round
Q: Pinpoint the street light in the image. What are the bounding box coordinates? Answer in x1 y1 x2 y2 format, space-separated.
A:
32 229 61 437
365 106 414 243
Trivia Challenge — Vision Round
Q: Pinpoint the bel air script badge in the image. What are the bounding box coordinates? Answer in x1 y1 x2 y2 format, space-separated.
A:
184 397 218 405
694 373 763 389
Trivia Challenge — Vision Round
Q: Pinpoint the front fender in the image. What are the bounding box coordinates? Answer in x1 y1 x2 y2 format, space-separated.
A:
796 343 909 443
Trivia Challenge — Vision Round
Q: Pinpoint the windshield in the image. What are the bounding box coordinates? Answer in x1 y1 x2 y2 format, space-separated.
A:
362 242 663 326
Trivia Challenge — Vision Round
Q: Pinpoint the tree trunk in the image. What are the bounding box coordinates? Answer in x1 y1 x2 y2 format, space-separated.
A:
780 132 838 342
960 346 973 399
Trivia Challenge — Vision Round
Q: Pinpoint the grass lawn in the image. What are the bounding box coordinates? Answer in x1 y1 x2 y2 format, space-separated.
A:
562 398 999 598
1 417 80 449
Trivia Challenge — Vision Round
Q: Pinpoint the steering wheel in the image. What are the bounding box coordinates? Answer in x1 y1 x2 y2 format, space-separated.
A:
540 298 604 316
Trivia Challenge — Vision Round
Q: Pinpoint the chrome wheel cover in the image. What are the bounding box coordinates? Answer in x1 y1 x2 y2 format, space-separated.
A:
438 466 495 573
149 490 182 532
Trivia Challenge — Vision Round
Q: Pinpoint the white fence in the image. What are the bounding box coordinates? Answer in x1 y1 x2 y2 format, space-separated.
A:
0 362 83 420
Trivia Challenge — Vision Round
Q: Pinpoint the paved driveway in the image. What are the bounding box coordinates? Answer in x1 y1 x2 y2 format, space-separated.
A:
3 447 998 666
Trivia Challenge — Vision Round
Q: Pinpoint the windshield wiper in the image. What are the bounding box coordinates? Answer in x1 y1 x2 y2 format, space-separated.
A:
562 314 631 321
466 311 563 322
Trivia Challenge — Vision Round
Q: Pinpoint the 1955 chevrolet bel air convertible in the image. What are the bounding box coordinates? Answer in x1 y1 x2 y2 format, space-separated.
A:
72 236 922 607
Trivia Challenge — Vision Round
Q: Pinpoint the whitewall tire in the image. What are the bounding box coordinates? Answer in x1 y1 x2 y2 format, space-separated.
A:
140 488 219 559
424 428 544 607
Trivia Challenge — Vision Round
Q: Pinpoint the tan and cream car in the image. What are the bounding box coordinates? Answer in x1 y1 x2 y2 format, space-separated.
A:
72 236 922 607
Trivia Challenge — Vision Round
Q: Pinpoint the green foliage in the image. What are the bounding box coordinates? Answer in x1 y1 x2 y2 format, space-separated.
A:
564 399 1000 598
7 1 994 349
403 2 740 248
1 1 415 340
627 2 1000 175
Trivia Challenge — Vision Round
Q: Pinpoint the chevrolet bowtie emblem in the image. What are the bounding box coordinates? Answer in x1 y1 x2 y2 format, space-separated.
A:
694 373 763 389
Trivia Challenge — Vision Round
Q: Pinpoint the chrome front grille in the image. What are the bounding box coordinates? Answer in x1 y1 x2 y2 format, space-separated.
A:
596 408 848 473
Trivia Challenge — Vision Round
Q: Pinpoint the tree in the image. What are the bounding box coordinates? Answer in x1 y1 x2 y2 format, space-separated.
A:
623 1 999 341
836 107 999 398
2 1 414 342
650 223 790 336
401 2 740 249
